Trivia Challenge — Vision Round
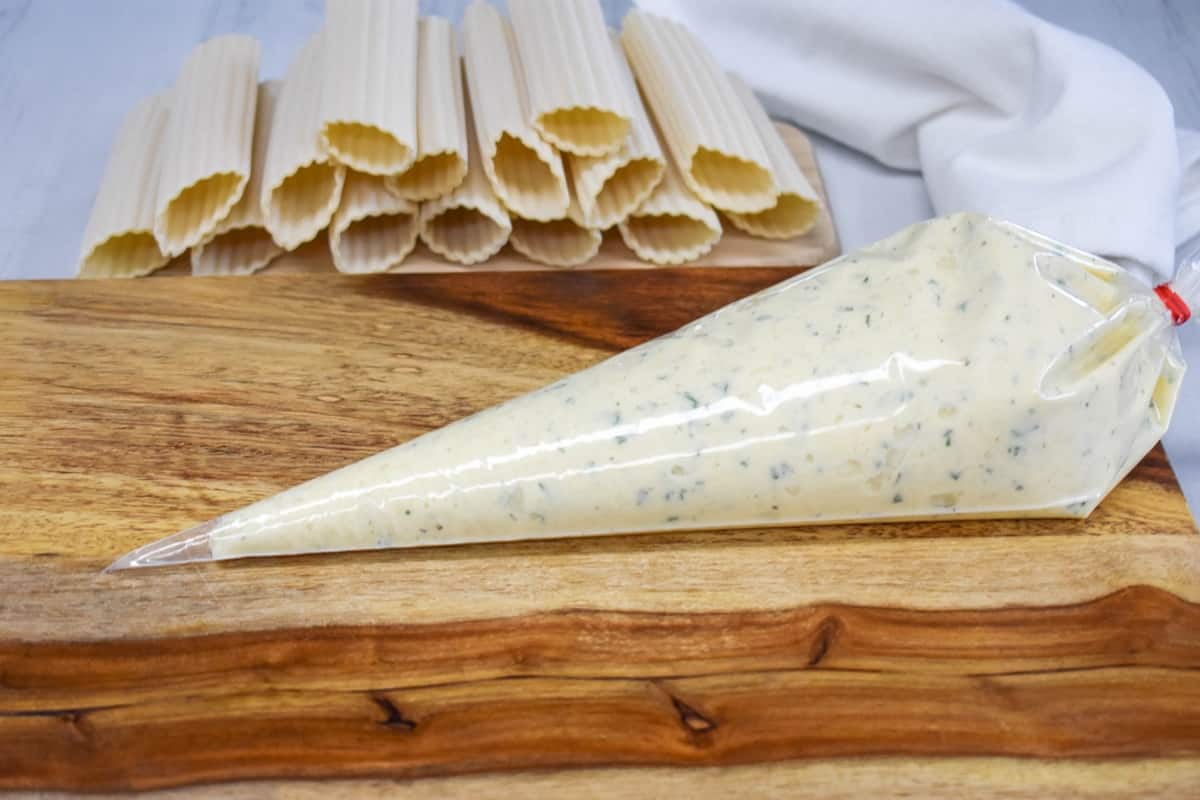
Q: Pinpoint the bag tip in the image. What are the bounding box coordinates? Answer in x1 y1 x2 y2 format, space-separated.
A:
104 518 219 572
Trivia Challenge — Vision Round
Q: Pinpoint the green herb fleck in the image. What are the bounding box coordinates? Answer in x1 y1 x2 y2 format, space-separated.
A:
769 462 795 480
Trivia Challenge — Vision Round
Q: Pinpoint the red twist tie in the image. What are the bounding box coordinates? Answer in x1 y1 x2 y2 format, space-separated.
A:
1154 283 1191 326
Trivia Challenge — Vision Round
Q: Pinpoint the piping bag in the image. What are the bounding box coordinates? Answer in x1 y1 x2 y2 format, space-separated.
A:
109 213 1197 570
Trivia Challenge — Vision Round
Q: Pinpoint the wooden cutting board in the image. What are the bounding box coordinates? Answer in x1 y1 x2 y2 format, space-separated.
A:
2 270 1199 798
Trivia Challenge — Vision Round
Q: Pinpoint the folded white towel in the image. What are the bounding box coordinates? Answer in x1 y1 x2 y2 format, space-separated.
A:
636 0 1200 280
1178 129 1200 254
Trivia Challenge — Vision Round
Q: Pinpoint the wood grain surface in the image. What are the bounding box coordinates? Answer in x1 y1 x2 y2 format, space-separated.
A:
1 270 1198 795
31 759 1200 800
152 123 840 277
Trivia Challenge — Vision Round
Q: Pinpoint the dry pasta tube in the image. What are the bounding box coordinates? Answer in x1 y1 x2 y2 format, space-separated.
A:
510 195 602 268
385 17 468 201
725 76 822 240
329 173 419 274
77 93 171 278
263 33 346 251
320 0 418 175
622 11 777 214
154 35 261 257
419 73 512 266
508 0 630 156
462 1 569 221
192 81 285 276
567 32 665 230
619 146 721 265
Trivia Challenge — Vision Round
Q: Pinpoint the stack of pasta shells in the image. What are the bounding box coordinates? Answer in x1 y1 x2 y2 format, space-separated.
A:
77 0 822 279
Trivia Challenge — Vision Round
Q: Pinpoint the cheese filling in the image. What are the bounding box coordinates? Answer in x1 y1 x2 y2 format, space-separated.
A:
109 213 1185 569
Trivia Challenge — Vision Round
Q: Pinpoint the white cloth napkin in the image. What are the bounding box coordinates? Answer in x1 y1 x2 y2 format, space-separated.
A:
635 0 1200 281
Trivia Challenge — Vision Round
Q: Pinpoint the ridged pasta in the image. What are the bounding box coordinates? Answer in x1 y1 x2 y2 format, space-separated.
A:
320 0 418 176
419 73 512 266
385 17 468 201
621 11 777 214
462 2 569 221
726 77 822 240
618 139 722 265
192 81 284 276
508 0 630 157
262 33 347 251
510 195 602 268
154 35 261 257
567 32 665 230
78 93 171 278
329 173 419 274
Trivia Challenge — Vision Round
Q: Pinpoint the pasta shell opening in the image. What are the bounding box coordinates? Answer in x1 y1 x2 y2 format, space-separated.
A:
323 121 414 176
492 132 568 220
728 192 820 240
268 162 345 248
620 212 720 265
159 172 245 256
193 226 283 276
688 147 776 213
590 156 665 230
79 232 168 279
388 151 467 201
511 217 601 268
422 206 510 266
334 213 419 274
536 107 631 157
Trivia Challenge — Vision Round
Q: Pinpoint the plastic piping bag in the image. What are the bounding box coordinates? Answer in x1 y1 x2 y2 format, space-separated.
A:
109 213 1195 570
